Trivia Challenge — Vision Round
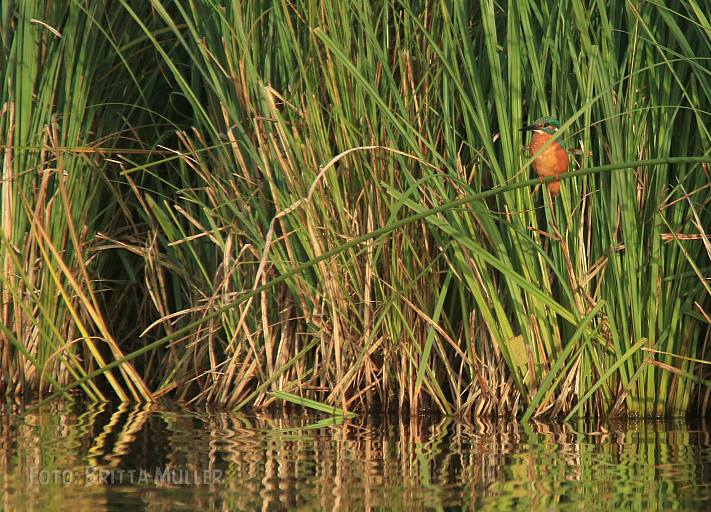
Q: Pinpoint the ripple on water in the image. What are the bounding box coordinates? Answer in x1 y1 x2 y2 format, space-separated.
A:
1 402 710 511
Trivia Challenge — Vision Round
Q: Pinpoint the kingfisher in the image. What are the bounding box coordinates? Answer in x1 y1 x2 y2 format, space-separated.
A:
520 117 568 197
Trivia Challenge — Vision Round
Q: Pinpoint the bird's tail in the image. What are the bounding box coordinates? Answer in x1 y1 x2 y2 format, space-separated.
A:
548 180 561 196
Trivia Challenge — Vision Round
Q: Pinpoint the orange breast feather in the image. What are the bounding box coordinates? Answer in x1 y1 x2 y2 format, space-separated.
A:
529 132 568 196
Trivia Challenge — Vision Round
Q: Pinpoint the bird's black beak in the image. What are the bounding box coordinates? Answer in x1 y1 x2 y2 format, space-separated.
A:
519 123 537 132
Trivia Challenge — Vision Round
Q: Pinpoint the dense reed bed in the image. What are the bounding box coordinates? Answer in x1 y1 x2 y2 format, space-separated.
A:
1 1 709 418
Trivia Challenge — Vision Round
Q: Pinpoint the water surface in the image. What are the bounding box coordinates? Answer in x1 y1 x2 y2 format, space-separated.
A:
1 401 709 510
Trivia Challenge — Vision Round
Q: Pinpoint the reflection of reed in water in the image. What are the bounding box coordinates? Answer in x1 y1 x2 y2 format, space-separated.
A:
86 402 154 471
1 402 709 511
